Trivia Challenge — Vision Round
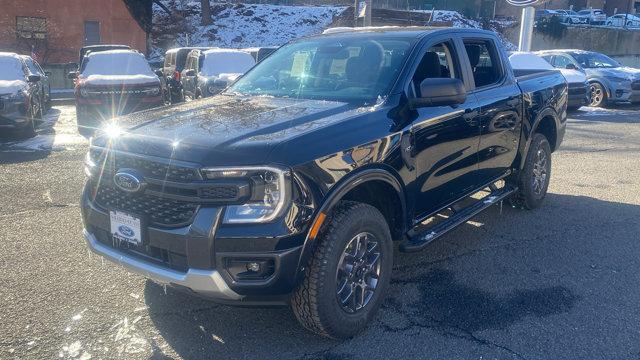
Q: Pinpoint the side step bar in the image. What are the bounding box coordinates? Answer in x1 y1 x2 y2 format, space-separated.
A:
399 185 517 253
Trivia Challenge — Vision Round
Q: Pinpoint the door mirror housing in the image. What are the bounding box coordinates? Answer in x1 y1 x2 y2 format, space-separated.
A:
67 71 78 80
410 78 466 108
565 63 577 70
185 69 196 77
27 74 41 83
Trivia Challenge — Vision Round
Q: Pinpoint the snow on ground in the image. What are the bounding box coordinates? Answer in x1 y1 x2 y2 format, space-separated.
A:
0 106 87 153
152 2 345 57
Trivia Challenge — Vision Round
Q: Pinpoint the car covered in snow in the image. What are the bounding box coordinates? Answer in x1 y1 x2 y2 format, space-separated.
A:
537 49 640 107
162 47 215 103
510 51 589 110
0 52 48 138
181 48 256 99
70 49 167 136
82 27 567 339
606 13 640 27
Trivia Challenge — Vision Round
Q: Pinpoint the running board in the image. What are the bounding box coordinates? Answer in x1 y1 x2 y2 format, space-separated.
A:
399 185 517 253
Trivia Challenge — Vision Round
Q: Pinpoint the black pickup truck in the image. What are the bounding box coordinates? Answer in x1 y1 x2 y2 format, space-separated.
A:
81 28 567 339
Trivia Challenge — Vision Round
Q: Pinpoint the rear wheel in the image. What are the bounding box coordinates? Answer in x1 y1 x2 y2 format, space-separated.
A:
589 82 606 107
511 133 552 210
291 201 393 339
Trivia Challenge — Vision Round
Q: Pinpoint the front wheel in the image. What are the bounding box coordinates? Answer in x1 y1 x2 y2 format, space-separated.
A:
510 133 552 210
291 201 393 339
589 82 606 107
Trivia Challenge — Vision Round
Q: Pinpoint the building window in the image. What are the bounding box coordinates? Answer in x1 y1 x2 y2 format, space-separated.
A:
84 21 100 46
16 16 46 39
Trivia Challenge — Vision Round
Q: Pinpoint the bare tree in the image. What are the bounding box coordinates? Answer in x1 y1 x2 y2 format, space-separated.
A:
201 0 213 25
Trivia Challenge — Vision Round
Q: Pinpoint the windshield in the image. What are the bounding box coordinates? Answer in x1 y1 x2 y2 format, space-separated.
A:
227 36 413 103
571 52 620 68
201 51 255 77
0 56 25 81
81 51 154 77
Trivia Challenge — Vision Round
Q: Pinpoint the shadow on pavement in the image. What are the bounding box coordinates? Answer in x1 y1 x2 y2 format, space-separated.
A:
144 193 640 358
0 108 62 164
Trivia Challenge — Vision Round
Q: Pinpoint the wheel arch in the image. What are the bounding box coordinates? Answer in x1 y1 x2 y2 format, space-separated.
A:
518 107 560 171
294 166 407 279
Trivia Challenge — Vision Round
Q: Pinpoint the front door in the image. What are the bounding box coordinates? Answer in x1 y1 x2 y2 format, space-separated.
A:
409 39 482 220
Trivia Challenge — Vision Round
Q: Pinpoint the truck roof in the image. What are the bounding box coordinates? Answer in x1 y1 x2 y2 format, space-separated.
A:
313 26 494 40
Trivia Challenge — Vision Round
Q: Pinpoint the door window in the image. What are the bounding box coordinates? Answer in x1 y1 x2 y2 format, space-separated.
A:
411 41 459 97
462 39 502 88
553 55 573 68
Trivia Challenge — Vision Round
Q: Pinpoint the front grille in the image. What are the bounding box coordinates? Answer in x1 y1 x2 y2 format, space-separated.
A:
199 185 239 199
94 185 199 227
91 149 200 182
632 81 640 90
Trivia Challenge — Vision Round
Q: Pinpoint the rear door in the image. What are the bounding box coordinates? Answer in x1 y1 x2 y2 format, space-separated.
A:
459 36 523 184
409 35 482 219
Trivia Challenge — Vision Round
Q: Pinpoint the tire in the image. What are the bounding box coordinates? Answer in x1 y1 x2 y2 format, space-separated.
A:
17 103 38 139
589 82 606 107
510 133 552 210
568 18 573 24
291 201 393 339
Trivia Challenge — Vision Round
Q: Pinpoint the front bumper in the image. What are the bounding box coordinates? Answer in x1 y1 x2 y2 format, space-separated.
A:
81 179 309 303
84 229 242 300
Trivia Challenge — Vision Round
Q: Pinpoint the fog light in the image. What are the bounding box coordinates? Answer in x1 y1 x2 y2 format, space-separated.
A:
246 262 261 272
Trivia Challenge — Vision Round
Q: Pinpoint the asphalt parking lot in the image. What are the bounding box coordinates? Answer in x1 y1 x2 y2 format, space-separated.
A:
1 105 639 360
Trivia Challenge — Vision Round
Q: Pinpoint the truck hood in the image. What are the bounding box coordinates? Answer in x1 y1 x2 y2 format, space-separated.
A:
0 80 27 95
587 67 640 80
100 95 356 166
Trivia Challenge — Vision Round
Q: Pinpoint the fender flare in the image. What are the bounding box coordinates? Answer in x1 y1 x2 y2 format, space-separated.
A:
293 166 407 279
519 106 560 171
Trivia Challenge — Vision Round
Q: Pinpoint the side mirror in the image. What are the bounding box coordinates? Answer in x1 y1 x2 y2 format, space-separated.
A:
45 71 51 77
68 71 78 79
27 74 41 82
185 69 196 77
154 69 163 77
565 63 577 70
410 78 466 108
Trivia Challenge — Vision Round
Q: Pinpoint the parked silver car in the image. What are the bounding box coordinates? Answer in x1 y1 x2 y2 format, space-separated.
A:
555 9 589 24
538 49 640 107
606 13 640 27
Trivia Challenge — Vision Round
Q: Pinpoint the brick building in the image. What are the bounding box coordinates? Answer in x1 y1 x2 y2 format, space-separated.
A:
0 0 148 65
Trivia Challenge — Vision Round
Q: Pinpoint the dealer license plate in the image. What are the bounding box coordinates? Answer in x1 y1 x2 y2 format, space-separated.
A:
110 211 142 245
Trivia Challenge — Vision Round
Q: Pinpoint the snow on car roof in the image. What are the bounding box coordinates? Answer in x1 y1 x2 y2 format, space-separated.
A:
509 52 554 70
201 49 256 77
80 49 158 85
0 53 26 82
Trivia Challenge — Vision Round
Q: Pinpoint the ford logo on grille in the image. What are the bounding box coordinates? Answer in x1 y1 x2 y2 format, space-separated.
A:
113 170 144 193
118 225 135 238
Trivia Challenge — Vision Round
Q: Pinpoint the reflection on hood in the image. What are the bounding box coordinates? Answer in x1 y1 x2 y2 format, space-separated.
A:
0 80 27 95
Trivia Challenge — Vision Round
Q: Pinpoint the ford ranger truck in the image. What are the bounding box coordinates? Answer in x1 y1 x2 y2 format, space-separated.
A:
81 28 567 339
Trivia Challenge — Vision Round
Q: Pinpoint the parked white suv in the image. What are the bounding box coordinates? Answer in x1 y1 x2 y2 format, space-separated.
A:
577 9 607 25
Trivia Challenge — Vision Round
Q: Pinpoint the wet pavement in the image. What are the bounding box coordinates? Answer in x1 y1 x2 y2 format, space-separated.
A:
1 105 639 359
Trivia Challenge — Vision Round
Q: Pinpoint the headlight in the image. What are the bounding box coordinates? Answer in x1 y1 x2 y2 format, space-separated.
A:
84 151 97 177
606 76 630 83
202 166 291 224
80 88 89 97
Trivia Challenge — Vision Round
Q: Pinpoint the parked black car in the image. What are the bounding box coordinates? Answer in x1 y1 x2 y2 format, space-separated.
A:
82 28 567 338
181 48 256 99
70 49 167 137
162 47 214 103
0 52 48 137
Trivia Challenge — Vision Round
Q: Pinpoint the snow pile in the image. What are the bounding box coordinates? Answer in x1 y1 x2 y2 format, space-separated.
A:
152 2 346 57
201 49 255 77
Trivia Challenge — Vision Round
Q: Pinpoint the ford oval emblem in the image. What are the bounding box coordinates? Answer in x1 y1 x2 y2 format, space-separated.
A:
118 225 135 238
114 170 143 193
